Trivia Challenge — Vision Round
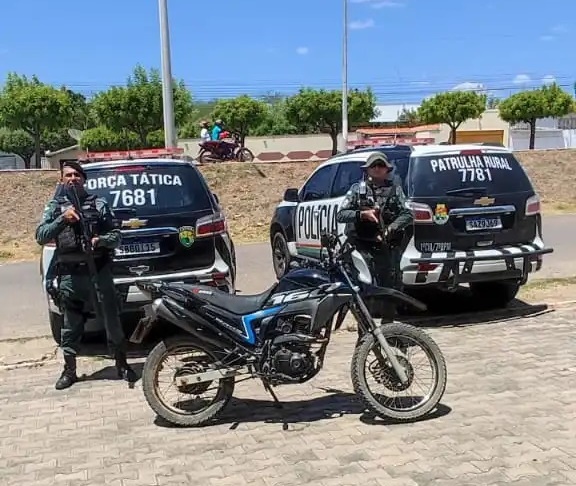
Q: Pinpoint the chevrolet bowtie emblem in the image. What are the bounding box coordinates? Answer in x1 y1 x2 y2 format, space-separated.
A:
473 196 495 206
121 218 148 229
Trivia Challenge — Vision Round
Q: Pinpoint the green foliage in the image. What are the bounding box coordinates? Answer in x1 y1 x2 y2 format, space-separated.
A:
417 90 486 143
397 108 420 125
210 95 268 143
0 73 73 167
284 88 377 154
80 126 140 152
90 65 194 145
251 100 300 136
0 128 34 167
499 83 575 149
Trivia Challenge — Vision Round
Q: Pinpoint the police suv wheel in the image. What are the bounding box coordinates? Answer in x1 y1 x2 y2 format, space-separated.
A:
272 232 291 280
49 312 63 345
470 280 521 309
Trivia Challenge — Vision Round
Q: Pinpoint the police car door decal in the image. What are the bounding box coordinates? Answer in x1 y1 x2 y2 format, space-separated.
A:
296 198 340 257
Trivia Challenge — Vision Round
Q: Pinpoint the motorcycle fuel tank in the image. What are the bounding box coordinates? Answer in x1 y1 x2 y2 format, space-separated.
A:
274 267 333 294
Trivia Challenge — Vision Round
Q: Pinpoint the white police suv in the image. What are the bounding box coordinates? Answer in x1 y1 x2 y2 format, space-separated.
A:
269 144 553 308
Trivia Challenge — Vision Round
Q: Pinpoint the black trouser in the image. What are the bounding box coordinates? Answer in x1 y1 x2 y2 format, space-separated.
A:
354 239 403 322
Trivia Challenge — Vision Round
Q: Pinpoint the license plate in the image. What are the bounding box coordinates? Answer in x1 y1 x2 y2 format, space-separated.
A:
465 217 502 231
115 241 161 256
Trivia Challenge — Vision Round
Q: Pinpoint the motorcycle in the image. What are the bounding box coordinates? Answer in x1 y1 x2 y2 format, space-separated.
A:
197 132 254 164
130 233 447 427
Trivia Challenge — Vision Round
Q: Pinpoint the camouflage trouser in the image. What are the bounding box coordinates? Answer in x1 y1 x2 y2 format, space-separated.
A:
58 263 126 356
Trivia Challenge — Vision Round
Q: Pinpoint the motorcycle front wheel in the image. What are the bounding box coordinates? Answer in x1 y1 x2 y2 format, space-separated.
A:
236 147 254 162
141 335 235 427
351 322 447 421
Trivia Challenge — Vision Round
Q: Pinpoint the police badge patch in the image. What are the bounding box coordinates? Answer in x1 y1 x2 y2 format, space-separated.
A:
433 204 449 225
178 226 196 247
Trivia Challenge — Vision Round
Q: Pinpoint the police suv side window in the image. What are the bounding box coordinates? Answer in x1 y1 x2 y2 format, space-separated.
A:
300 164 339 202
331 162 363 198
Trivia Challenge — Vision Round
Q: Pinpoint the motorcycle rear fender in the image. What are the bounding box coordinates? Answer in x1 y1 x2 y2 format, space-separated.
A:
362 285 427 312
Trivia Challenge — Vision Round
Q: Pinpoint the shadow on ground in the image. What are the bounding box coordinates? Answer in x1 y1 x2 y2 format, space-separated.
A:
152 387 453 431
399 286 552 328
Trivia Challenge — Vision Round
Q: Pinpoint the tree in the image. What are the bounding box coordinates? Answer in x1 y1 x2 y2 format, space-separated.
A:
397 108 421 125
210 95 268 145
486 96 501 109
251 99 301 136
417 90 486 144
284 88 377 155
0 128 34 168
499 83 575 149
0 73 73 167
90 65 194 146
79 126 141 152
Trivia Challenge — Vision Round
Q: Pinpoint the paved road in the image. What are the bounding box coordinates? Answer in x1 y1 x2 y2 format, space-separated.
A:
1 214 574 342
2 306 576 485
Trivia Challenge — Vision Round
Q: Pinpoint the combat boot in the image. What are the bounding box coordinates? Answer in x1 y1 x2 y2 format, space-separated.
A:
55 355 77 390
114 351 138 383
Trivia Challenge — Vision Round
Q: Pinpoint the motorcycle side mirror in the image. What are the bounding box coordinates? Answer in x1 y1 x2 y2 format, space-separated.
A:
283 188 299 202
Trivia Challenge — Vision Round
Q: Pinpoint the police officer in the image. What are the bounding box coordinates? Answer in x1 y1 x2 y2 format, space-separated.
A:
336 152 413 320
35 161 137 389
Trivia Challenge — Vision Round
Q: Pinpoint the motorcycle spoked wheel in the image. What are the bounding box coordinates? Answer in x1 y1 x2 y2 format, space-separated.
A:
350 321 447 422
235 148 254 162
199 150 221 164
141 335 235 427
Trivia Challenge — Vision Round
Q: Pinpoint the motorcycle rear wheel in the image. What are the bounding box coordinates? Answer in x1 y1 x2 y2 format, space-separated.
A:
142 335 235 427
351 322 447 421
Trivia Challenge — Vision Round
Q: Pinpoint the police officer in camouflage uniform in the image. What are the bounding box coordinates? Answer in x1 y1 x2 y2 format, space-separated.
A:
336 152 413 320
35 161 137 390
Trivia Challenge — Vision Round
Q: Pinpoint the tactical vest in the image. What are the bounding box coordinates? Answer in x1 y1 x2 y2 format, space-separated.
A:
53 194 106 264
356 183 400 241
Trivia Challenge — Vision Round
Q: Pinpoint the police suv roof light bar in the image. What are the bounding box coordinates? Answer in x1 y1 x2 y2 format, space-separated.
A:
79 147 185 163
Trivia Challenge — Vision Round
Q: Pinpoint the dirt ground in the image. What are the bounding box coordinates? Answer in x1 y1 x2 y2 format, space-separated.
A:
1 148 575 263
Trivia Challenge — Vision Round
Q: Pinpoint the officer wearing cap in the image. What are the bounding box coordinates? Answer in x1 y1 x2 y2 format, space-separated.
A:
35 161 137 389
336 152 413 320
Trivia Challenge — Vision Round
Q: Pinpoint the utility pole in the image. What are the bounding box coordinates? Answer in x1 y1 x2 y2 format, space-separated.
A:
339 0 349 154
158 0 177 148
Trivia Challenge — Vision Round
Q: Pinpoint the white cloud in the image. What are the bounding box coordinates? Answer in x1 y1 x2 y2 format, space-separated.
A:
296 47 309 55
371 1 405 7
349 19 375 30
452 82 487 94
350 0 404 6
411 81 430 86
542 75 556 85
551 24 568 34
513 74 531 85
540 35 555 42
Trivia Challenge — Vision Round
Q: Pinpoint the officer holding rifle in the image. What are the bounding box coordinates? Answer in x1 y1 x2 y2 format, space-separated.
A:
336 152 413 320
36 161 137 389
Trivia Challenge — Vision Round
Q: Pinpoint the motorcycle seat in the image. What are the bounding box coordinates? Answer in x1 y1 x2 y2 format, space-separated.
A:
185 284 277 315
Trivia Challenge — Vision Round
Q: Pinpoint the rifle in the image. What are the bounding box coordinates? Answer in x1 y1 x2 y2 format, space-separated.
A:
65 183 105 325
357 178 401 247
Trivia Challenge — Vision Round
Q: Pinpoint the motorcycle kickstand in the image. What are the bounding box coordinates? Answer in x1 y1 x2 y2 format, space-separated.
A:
262 379 283 409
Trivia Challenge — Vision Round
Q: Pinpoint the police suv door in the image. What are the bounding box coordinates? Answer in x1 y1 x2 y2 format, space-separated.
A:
294 163 339 259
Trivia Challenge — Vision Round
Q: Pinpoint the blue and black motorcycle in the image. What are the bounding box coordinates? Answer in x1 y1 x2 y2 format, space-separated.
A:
131 233 447 427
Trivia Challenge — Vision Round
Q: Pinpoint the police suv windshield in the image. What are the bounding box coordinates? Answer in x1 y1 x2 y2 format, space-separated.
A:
408 151 534 197
84 164 212 215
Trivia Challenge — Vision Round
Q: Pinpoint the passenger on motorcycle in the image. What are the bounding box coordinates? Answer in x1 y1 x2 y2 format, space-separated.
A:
200 121 211 142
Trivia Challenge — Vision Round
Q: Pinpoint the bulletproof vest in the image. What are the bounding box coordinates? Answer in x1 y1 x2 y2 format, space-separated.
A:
356 182 399 241
53 194 104 263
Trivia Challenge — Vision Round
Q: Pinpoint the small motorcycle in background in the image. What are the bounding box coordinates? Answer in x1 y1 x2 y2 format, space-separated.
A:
197 132 255 163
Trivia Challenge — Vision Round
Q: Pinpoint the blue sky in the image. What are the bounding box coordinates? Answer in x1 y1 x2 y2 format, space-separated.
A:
0 0 574 104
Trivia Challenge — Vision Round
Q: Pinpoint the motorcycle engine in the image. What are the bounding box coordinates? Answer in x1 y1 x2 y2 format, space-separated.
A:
274 314 311 335
272 345 314 378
